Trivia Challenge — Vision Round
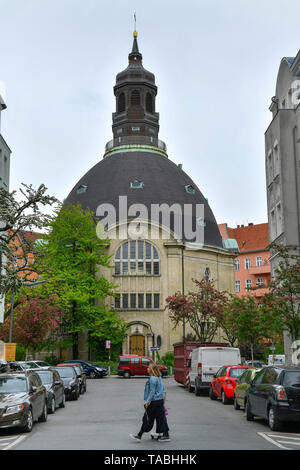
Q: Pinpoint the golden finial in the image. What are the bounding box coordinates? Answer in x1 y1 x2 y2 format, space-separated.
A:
133 12 137 37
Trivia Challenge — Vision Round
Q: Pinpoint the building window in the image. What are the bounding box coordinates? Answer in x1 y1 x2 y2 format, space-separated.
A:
235 280 240 293
256 256 262 266
130 179 144 189
118 92 125 112
146 92 153 113
76 184 88 194
131 90 140 105
114 293 160 310
245 258 251 270
246 279 252 291
234 259 240 271
185 185 195 195
257 278 263 287
114 241 160 276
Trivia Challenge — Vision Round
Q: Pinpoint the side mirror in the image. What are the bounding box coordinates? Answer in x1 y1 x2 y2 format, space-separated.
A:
30 386 37 393
54 381 61 386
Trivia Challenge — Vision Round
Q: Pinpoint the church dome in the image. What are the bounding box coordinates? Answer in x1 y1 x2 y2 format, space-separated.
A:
65 31 223 248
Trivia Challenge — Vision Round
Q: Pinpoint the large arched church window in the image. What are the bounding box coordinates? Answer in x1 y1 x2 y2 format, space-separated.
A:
118 92 125 112
146 92 153 113
131 90 141 106
114 240 159 275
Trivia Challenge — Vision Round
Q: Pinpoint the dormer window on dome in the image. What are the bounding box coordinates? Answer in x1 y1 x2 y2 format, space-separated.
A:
76 184 88 194
185 185 195 195
130 179 144 189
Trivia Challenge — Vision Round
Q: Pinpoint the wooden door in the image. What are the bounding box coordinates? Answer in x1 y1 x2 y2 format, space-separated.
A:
130 335 145 355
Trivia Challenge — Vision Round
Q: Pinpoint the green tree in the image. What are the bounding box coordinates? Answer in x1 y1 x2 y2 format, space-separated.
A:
166 278 228 343
267 243 300 343
36 203 127 357
0 184 57 295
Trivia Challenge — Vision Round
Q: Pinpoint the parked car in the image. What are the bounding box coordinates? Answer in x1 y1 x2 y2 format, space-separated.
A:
244 360 266 368
30 360 52 369
118 355 168 378
60 360 107 378
0 360 9 373
209 365 252 404
9 361 40 370
57 363 87 394
35 368 65 413
52 366 80 401
234 368 262 410
189 346 241 395
245 365 300 431
0 371 47 432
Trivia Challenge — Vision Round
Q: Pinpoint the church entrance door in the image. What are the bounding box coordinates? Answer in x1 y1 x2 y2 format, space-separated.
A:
130 335 145 355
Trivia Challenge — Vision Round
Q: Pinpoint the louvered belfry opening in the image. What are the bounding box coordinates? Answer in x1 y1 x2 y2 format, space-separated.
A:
131 90 141 106
146 92 153 113
118 92 125 112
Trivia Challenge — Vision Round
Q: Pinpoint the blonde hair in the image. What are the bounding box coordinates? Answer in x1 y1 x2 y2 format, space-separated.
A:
149 363 161 378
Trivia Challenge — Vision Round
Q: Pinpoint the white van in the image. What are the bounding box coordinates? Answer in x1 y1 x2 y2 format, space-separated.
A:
189 347 241 395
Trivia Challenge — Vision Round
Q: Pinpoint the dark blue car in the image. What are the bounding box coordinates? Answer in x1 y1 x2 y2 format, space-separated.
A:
61 360 107 378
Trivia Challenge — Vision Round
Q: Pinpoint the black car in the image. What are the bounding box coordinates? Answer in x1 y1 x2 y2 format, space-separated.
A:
61 360 107 378
57 363 87 394
52 366 80 401
245 365 300 431
35 368 65 413
0 371 47 432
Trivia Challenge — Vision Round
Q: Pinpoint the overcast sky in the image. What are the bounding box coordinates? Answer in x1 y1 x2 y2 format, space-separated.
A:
1 0 300 228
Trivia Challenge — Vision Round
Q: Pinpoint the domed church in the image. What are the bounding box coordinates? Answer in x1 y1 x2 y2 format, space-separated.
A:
65 28 235 358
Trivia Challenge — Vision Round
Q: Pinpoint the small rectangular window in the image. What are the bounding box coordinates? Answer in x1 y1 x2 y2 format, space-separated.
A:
122 294 128 309
146 293 152 308
245 258 251 270
235 280 240 293
138 294 144 309
115 294 120 309
130 293 136 309
154 294 160 309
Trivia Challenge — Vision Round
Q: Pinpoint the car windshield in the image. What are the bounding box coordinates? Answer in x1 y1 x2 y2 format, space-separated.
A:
37 372 52 385
283 371 300 387
229 368 248 378
21 362 37 369
55 367 75 378
0 377 27 393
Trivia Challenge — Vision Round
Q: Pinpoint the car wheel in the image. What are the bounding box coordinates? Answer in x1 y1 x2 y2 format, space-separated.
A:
209 386 217 400
188 385 194 393
124 371 131 379
234 396 240 410
59 392 65 408
73 388 80 400
245 399 254 421
49 396 56 414
23 408 34 433
89 371 96 379
268 406 282 431
221 389 230 405
38 401 48 422
195 385 202 396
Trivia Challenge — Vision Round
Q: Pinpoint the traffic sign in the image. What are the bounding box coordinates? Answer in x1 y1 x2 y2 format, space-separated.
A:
150 346 160 351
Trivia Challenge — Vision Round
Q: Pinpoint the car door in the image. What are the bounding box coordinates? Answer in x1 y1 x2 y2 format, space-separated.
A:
28 375 42 420
248 368 266 416
53 370 62 403
130 357 140 375
236 369 249 404
259 368 279 418
214 367 226 396
141 357 151 375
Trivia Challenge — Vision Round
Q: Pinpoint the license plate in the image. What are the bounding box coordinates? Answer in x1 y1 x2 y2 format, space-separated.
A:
203 375 213 382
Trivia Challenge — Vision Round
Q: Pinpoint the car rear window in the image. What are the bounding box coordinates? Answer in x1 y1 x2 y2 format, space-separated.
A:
283 371 300 387
54 367 75 378
37 372 52 385
229 368 248 378
119 358 129 365
0 377 27 393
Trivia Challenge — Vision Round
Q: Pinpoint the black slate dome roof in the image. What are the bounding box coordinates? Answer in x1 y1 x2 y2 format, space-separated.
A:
65 151 223 248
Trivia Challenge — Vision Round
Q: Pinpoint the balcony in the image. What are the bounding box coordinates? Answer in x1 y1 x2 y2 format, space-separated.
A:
248 262 270 275
104 135 167 153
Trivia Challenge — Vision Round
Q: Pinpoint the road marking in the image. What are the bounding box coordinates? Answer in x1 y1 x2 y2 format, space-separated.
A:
278 440 300 446
1 435 27 451
257 432 291 450
268 434 300 441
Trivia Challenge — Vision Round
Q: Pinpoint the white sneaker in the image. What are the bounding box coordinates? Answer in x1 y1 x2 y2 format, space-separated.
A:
130 433 142 442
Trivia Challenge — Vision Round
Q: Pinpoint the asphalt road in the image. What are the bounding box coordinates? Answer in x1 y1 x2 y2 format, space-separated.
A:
3 376 300 451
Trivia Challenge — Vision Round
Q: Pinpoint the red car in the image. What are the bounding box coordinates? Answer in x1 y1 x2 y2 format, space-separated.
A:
209 365 252 404
118 355 168 378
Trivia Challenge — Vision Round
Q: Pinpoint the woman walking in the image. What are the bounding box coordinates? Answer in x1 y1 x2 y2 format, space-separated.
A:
130 363 170 442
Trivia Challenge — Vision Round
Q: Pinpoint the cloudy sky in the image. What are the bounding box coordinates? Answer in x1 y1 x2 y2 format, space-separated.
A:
1 0 300 227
